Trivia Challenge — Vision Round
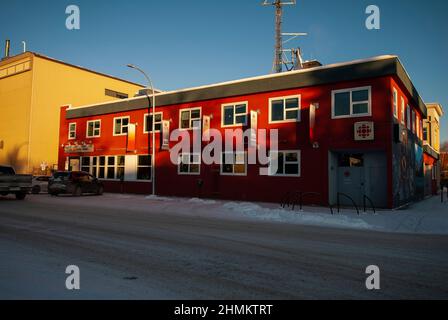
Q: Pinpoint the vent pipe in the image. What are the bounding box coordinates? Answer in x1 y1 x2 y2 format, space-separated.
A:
4 40 10 59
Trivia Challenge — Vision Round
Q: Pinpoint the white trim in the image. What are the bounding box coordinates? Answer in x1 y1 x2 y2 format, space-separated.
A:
178 107 202 130
331 86 372 119
268 95 301 124
268 150 301 177
221 101 248 127
143 112 163 133
220 151 247 176
392 87 398 119
86 119 101 138
177 153 201 175
68 122 76 140
113 116 130 136
400 97 405 125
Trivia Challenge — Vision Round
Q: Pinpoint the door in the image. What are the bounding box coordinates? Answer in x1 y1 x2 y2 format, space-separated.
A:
69 158 80 171
337 153 365 206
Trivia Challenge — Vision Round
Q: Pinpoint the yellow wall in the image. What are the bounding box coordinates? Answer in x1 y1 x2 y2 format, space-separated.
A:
424 104 443 153
0 52 143 174
0 56 33 172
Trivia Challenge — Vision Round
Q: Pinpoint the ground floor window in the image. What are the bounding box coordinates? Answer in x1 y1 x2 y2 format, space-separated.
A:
221 152 247 176
178 153 200 175
137 155 152 180
269 150 301 176
81 155 126 180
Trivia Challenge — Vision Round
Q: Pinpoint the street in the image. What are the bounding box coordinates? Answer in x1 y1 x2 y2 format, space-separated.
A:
0 194 447 299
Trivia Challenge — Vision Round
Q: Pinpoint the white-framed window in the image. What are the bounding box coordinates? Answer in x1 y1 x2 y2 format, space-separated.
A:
269 150 301 177
68 123 76 140
331 86 371 119
144 112 163 133
179 107 201 130
137 155 152 181
400 97 405 125
269 95 301 123
178 153 201 175
113 116 130 136
412 110 416 133
406 105 411 130
82 156 125 180
392 88 398 119
220 152 247 176
86 120 101 138
221 102 248 127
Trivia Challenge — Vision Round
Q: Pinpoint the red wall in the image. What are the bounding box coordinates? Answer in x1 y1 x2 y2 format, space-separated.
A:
59 75 399 205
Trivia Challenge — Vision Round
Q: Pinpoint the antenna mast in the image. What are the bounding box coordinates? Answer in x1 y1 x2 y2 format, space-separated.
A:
263 0 305 73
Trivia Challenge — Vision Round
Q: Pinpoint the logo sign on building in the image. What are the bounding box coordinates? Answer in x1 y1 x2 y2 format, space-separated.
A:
203 115 211 141
354 121 375 141
161 120 170 150
64 143 94 153
250 110 258 147
127 123 137 152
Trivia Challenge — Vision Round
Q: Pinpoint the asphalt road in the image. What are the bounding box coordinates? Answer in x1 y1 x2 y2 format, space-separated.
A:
0 194 447 299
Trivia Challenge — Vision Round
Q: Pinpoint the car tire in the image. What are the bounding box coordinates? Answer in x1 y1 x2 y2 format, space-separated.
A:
15 193 26 200
73 186 82 197
50 192 59 197
96 185 104 196
31 185 41 194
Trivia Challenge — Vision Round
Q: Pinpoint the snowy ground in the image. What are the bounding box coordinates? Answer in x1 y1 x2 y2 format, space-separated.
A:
42 192 448 235
0 193 447 299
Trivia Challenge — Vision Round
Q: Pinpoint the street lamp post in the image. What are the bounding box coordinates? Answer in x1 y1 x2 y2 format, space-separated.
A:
126 64 156 196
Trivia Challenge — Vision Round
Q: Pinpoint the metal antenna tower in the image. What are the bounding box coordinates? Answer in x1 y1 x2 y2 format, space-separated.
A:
262 0 306 73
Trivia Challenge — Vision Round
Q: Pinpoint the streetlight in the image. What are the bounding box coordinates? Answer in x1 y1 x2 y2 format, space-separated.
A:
127 64 156 196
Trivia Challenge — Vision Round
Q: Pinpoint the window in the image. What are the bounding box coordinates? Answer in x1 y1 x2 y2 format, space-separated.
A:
178 153 200 175
180 108 201 130
144 112 163 133
269 95 300 123
412 110 416 133
423 127 428 141
338 154 364 167
113 117 130 136
221 152 247 176
269 150 301 176
406 105 411 130
68 123 76 140
222 102 248 127
83 155 126 180
332 87 371 118
105 89 128 99
392 88 398 119
137 155 152 180
400 97 405 125
86 120 101 138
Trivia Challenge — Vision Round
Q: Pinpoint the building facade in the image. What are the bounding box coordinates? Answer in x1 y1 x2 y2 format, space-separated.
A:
58 55 429 209
422 103 444 195
0 51 144 174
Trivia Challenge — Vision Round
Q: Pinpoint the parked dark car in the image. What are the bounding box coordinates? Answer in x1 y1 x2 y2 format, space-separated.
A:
48 171 104 196
0 165 32 200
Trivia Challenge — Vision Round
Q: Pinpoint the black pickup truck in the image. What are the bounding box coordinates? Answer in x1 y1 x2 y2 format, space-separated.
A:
0 165 33 200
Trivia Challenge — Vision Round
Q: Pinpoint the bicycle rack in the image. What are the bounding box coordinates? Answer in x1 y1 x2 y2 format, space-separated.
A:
337 192 360 215
363 194 376 214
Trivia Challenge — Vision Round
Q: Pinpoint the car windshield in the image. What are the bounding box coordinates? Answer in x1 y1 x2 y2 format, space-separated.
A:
0 166 15 175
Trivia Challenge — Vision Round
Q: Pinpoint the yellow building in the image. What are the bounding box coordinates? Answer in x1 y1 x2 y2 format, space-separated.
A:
0 51 144 174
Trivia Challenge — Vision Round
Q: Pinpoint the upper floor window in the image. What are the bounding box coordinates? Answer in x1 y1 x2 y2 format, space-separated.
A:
180 108 201 130
113 116 130 136
269 150 301 177
222 102 248 127
68 123 76 140
392 88 398 119
221 152 247 176
144 112 163 133
412 110 416 133
332 86 371 119
406 105 411 130
400 97 405 125
86 120 101 138
269 95 301 123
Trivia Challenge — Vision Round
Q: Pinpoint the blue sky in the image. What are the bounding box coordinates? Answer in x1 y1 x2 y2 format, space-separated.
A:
1 0 447 142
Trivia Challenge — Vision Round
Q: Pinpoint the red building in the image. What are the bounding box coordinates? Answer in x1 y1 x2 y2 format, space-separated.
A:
58 55 428 208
